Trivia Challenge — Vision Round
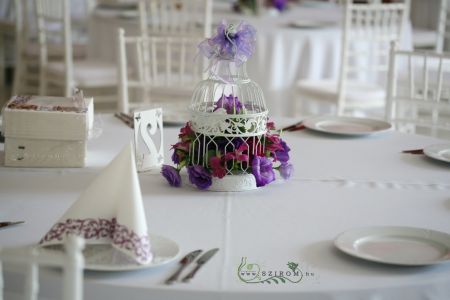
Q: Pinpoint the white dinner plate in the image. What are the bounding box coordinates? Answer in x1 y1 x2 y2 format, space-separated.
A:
423 144 450 164
303 116 392 136
43 234 180 271
286 20 335 29
163 108 190 126
334 226 450 266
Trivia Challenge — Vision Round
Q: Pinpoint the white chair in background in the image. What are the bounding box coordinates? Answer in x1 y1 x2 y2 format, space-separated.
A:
138 0 212 39
295 0 409 117
117 28 204 114
36 0 117 103
13 0 92 96
0 236 85 300
436 0 450 53
386 42 450 138
0 16 14 105
411 0 448 52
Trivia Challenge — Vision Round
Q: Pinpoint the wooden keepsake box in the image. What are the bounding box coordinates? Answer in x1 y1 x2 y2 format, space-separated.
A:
2 95 94 167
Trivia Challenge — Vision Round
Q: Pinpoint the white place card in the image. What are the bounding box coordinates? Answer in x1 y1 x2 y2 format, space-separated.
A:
133 108 164 172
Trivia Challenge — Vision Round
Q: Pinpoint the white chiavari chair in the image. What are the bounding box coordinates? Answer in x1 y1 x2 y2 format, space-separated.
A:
13 0 92 96
36 0 117 102
436 0 450 53
0 236 85 300
0 4 14 105
12 0 38 96
138 0 212 39
295 0 409 117
386 41 450 139
117 28 204 114
412 0 448 52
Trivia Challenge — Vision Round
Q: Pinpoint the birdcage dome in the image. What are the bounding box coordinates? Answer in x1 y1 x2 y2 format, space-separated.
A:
189 59 268 137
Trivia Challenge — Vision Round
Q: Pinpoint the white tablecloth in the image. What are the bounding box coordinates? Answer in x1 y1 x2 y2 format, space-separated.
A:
1 115 449 300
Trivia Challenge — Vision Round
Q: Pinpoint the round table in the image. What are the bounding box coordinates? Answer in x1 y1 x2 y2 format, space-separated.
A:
89 3 410 117
88 3 413 117
1 114 449 300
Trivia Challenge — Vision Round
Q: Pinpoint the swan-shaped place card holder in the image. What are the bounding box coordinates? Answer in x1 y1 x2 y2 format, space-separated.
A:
133 108 164 172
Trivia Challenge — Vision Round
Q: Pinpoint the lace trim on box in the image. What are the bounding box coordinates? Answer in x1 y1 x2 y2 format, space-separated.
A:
7 95 88 113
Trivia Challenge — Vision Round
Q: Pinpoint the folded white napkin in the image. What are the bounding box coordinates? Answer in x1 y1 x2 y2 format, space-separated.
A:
40 143 152 265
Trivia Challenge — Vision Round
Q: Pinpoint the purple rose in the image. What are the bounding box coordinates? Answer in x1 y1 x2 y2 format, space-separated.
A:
279 163 293 180
275 140 290 163
161 165 181 187
187 165 212 190
214 94 243 114
251 156 275 187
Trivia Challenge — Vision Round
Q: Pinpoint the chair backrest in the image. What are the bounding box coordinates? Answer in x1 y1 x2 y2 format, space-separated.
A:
337 0 409 115
36 0 73 96
386 41 450 138
138 0 212 39
436 0 449 53
117 28 204 113
13 0 36 95
0 236 85 300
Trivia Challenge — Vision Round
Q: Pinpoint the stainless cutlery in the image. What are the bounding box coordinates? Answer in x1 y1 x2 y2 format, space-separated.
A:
165 249 202 285
181 248 219 283
402 148 424 155
114 113 134 129
0 221 25 229
281 121 304 132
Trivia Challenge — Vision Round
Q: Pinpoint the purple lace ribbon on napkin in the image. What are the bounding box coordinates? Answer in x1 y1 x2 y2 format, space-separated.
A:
198 20 256 66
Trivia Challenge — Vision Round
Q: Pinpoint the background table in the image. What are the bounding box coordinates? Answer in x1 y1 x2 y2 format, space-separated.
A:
88 5 341 117
1 115 449 299
88 3 412 117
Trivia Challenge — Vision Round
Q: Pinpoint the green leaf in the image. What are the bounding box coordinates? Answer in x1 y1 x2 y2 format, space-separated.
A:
178 160 187 169
207 149 217 159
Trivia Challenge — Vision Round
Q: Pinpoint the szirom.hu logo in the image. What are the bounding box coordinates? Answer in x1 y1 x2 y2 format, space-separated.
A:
238 257 315 284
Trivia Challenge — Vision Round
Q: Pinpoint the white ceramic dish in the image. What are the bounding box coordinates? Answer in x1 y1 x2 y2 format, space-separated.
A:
163 108 190 126
287 20 335 29
334 226 450 266
423 144 450 163
85 234 179 271
303 116 392 136
43 234 180 271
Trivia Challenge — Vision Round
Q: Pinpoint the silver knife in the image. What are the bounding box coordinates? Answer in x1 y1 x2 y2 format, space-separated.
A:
0 221 25 229
182 248 219 283
165 249 202 285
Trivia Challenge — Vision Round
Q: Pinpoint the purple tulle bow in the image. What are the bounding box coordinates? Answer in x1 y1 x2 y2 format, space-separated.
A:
198 20 256 66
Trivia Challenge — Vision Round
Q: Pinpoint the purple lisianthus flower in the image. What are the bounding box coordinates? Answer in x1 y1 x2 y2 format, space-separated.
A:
161 165 181 187
171 150 180 164
251 156 275 187
275 140 291 163
214 94 243 114
279 162 294 180
273 0 288 11
187 165 212 190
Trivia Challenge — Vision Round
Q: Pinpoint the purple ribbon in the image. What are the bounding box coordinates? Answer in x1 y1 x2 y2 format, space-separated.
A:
198 20 256 66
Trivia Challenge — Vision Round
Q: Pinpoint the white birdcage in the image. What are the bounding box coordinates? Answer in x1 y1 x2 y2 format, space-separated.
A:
188 56 268 191
162 20 292 192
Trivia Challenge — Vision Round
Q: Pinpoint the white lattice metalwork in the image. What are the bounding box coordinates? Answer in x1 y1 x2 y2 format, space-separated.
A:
188 60 268 190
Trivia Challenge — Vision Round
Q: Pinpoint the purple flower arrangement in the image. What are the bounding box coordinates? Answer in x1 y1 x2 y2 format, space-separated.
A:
161 95 293 190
